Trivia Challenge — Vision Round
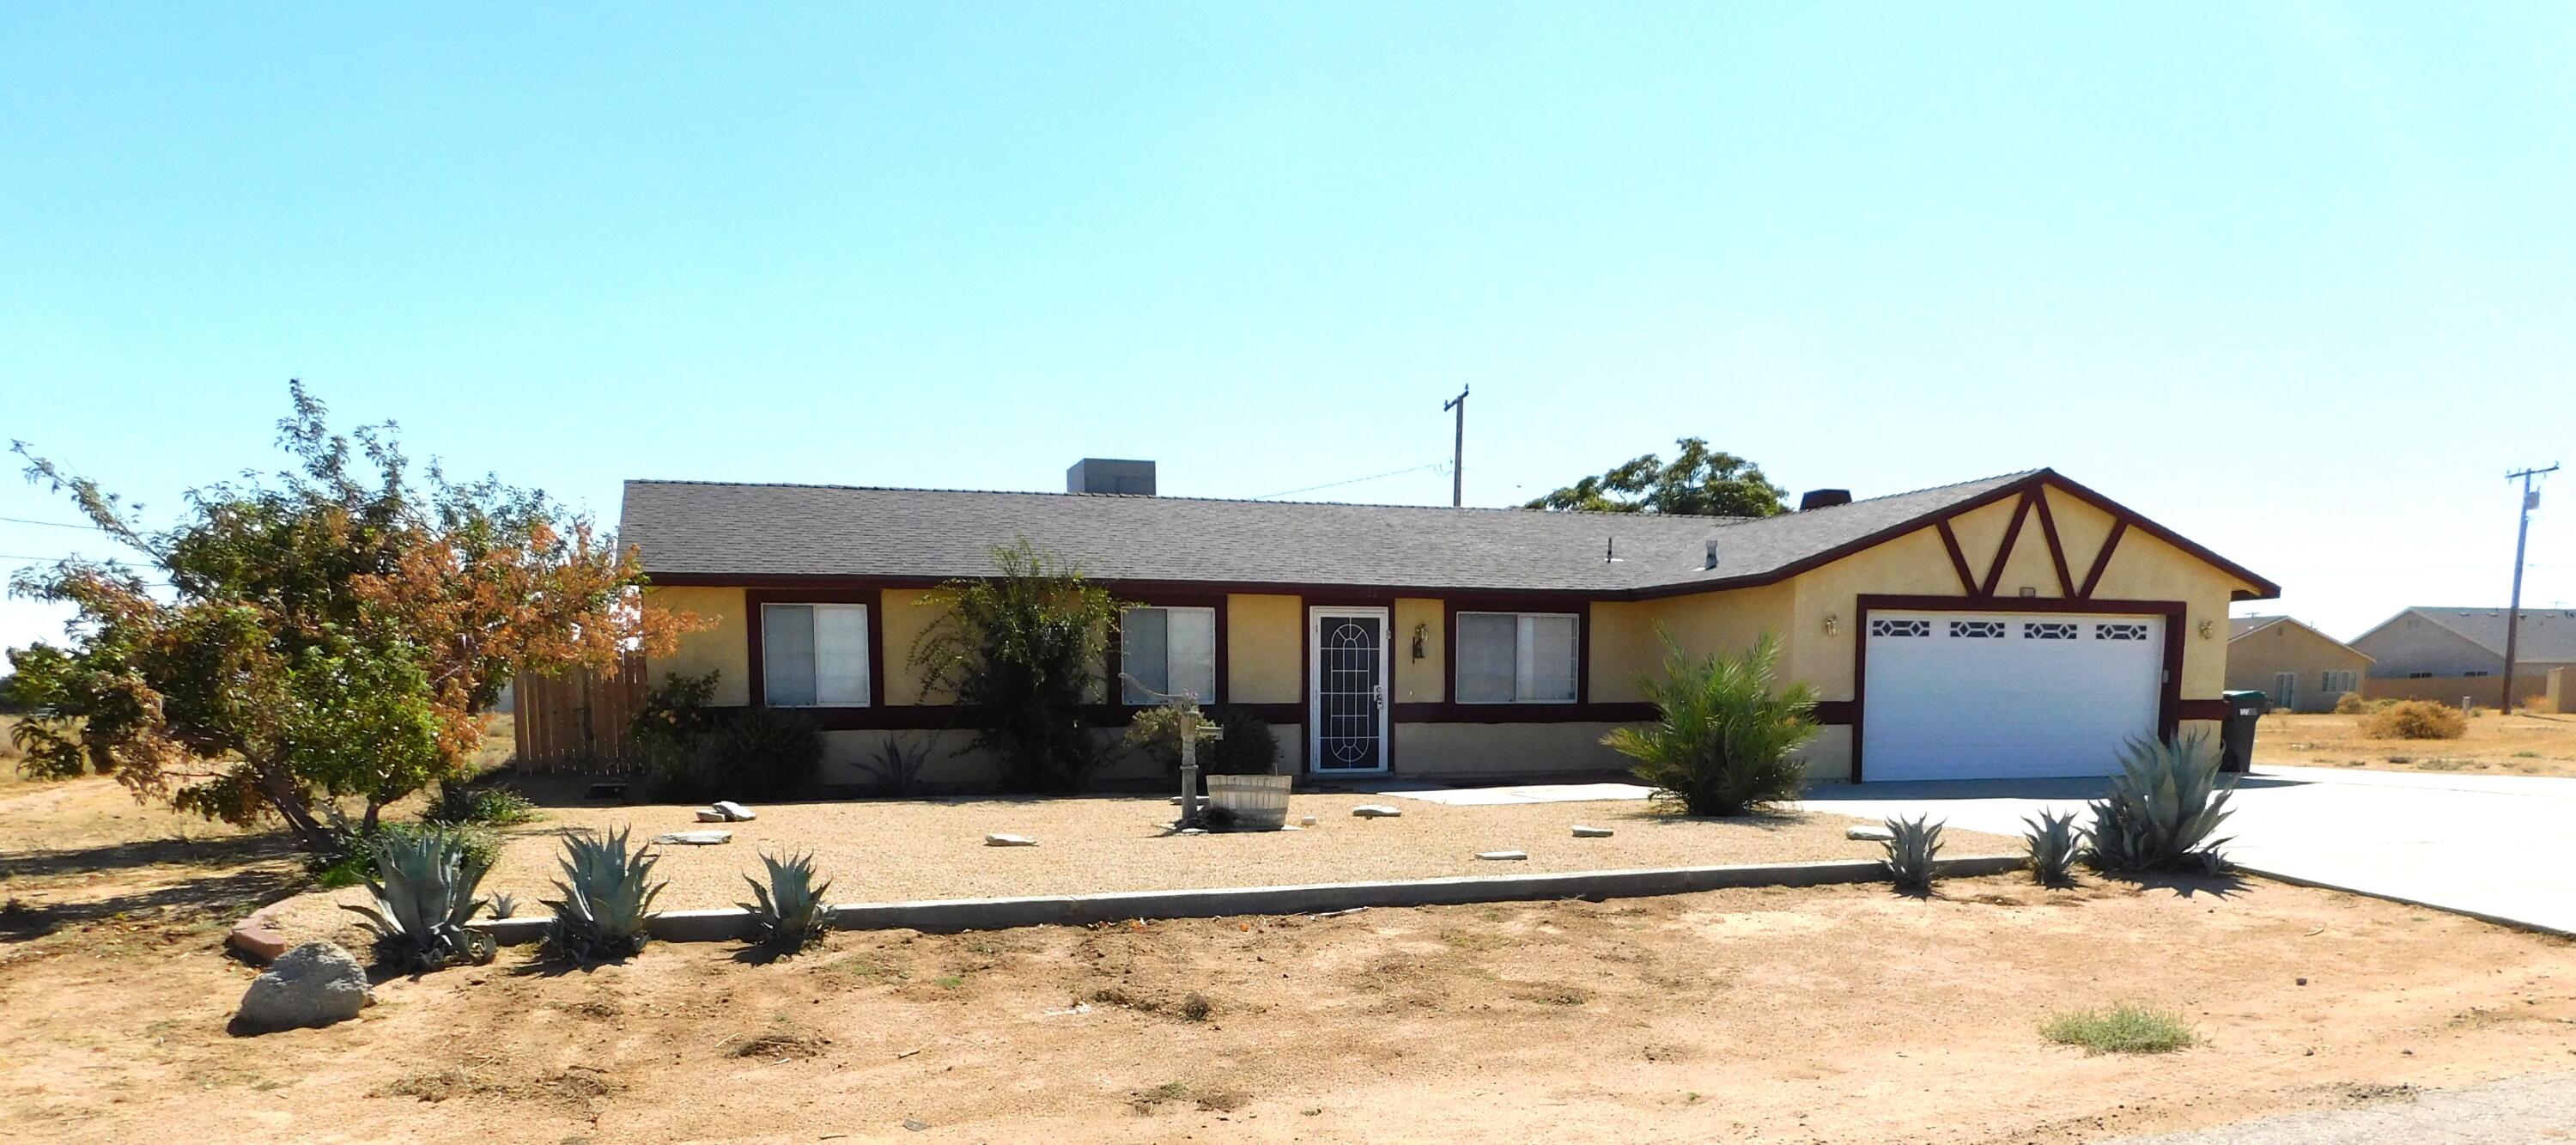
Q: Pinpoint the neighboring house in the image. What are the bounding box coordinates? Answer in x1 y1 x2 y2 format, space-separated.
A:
2226 616 2372 712
2348 606 2576 708
623 464 2276 788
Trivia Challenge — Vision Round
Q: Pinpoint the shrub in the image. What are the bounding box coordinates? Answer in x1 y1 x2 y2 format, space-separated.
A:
1126 703 1279 777
911 540 1125 793
635 707 825 803
422 779 539 827
854 734 933 796
2360 700 2466 740
2086 734 2234 873
1605 631 1819 816
2042 1004 2196 1054
315 821 501 888
543 826 665 962
340 825 498 972
741 850 834 953
2332 691 2368 716
2024 809 2083 886
1881 815 1943 894
629 670 720 760
489 891 519 920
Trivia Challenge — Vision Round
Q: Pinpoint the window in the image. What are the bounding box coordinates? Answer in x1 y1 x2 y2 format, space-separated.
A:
2096 622 2151 642
1456 612 1578 703
1950 620 2006 639
2322 670 2359 694
1870 618 1930 637
2024 622 2078 640
1121 606 1217 704
761 603 869 707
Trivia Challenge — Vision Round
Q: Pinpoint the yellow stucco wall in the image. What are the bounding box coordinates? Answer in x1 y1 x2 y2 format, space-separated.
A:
878 589 951 704
1394 722 1631 777
643 586 750 706
2226 623 2372 711
1226 594 1302 703
1392 597 1445 703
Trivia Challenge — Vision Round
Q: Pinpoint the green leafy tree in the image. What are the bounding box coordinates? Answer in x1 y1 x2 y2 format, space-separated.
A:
1606 631 1819 816
910 539 1124 793
4 382 697 855
1525 437 1789 517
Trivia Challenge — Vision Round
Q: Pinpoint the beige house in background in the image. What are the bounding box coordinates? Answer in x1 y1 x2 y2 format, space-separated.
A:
624 465 2275 789
2226 616 2372 712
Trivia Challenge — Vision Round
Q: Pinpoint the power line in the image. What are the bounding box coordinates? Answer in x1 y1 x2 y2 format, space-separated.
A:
1254 461 1448 501
0 515 112 531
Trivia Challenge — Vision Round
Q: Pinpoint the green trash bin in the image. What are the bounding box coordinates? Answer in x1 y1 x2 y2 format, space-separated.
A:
2217 690 2266 773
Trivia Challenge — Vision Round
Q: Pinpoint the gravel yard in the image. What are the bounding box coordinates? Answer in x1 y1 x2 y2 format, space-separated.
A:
264 791 2017 937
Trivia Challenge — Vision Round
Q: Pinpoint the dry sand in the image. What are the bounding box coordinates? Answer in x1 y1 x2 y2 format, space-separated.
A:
2257 710 2576 777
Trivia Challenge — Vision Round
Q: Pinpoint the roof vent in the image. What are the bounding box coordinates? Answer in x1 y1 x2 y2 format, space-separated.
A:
1704 539 1719 569
1799 488 1853 511
1066 458 1156 496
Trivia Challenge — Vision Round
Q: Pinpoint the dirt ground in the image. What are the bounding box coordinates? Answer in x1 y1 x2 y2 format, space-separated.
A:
2254 710 2576 778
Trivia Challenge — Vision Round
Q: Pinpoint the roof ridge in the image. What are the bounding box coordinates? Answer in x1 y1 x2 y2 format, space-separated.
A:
621 478 1759 520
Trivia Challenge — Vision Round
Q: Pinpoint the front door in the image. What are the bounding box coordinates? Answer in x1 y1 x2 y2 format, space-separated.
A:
1309 607 1389 773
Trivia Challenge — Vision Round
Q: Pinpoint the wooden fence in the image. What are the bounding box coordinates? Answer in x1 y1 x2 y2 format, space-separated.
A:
511 654 649 772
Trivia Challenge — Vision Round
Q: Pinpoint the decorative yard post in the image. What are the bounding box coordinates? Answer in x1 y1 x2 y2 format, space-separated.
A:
1176 703 1223 828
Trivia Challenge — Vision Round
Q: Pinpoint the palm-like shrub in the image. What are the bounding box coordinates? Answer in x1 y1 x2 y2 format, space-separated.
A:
2024 809 2084 886
1881 815 1944 893
741 850 835 953
1606 631 1819 816
543 826 665 962
2086 734 2235 873
341 825 498 971
910 540 1124 794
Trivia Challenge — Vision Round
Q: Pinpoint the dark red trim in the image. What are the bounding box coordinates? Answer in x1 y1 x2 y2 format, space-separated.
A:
1812 699 1856 726
1849 594 2190 783
1978 489 2036 598
2176 698 2231 722
2077 517 2129 600
1393 701 1653 723
2036 472 2280 600
2032 490 2075 597
1110 593 1231 705
1937 520 1978 594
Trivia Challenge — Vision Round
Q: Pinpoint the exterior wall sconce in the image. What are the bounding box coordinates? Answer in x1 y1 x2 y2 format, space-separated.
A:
1823 613 1839 636
1411 623 1429 661
2197 619 2214 640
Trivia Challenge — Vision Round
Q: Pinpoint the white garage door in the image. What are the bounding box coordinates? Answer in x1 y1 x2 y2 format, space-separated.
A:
1861 611 2164 782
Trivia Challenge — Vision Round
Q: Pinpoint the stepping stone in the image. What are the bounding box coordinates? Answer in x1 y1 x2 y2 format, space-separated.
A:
586 783 627 799
1571 825 1613 838
652 830 732 845
1476 850 1528 861
1847 825 1894 842
986 833 1038 847
1298 816 1318 827
714 801 757 822
1352 805 1402 818
695 807 728 822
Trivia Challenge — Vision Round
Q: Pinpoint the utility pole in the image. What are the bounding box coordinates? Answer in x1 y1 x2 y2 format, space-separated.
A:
1443 385 1468 508
2501 463 2558 714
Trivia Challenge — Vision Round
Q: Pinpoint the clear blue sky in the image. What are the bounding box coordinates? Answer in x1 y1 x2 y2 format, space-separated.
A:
4 3 2571 655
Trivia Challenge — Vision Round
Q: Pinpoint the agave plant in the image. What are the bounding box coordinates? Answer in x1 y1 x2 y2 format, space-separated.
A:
543 826 665 962
341 826 498 972
740 850 835 953
2086 734 2235 873
1881 814 1944 894
2023 809 2084 886
488 891 519 920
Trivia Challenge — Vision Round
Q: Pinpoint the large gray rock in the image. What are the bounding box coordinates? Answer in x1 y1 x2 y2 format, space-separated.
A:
234 941 373 1033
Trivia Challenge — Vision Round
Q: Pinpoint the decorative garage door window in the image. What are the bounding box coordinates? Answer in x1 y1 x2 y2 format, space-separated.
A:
2024 621 2079 640
2095 622 2152 641
1870 618 1931 637
1949 620 2007 639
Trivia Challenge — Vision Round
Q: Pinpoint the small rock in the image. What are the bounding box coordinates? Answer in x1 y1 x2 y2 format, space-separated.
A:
1476 850 1528 861
902 1119 931 1132
234 942 374 1033
1846 825 1894 842
1299 815 1318 827
228 918 290 964
694 807 728 822
1177 828 1207 836
1571 825 1613 838
2297 977 2309 986
986 833 1038 847
652 830 732 845
714 801 757 822
1352 805 1403 819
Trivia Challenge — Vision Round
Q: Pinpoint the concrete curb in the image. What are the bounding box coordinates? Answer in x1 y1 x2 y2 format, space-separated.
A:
460 854 2026 942
2231 863 2575 940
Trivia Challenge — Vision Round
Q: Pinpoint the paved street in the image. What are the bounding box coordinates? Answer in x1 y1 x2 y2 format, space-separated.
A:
1796 764 2576 936
2097 1070 2576 1143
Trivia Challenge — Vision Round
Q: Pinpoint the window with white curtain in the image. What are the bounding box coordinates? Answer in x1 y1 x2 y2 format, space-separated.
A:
1455 612 1579 703
762 603 870 707
2322 670 2360 694
1121 606 1218 704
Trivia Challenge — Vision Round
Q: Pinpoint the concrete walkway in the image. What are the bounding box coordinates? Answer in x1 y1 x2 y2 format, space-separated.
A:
1795 764 2576 935
2097 1071 2576 1143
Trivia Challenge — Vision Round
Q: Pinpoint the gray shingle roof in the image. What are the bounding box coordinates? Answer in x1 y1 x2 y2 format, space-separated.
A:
2391 607 2576 662
619 472 2042 595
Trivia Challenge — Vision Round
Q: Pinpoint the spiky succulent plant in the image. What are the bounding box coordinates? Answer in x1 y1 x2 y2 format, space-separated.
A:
2023 809 2084 886
739 850 834 953
488 891 519 920
2086 733 2235 873
542 826 665 962
341 825 498 972
1881 814 1944 894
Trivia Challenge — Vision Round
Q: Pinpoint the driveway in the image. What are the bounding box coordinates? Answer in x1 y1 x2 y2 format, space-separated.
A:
1796 764 2576 936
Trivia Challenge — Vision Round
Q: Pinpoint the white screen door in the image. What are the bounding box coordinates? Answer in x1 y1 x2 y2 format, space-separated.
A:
1309 608 1388 772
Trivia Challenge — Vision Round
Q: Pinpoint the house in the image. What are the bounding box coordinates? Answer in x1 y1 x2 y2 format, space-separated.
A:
2225 616 2371 712
622 464 2277 788
2348 606 2576 708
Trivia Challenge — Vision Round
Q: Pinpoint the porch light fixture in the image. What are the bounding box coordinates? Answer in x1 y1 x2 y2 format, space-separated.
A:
2198 619 2215 640
1823 613 1839 636
1411 623 1429 661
